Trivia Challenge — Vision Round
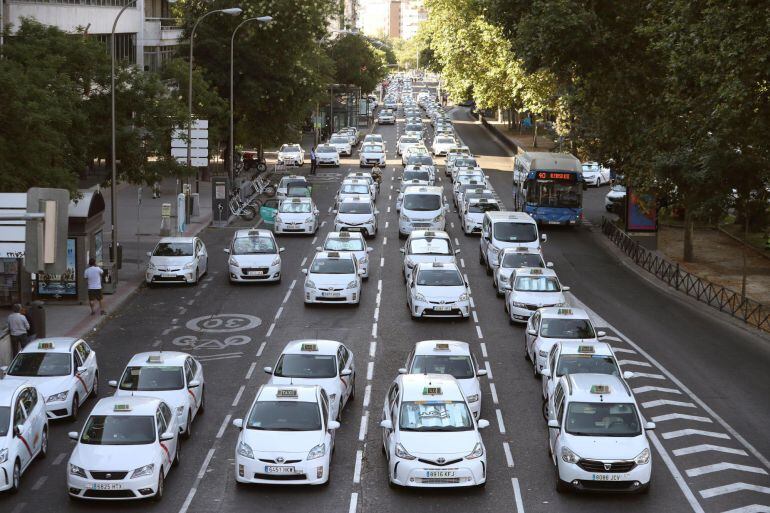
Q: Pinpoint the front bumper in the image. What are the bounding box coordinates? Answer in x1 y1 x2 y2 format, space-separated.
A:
0 462 14 491
236 455 329 485
463 220 482 234
390 457 485 487
317 158 339 166
275 221 315 234
335 222 376 237
360 158 385 167
229 264 281 282
558 458 651 492
399 219 445 236
67 471 159 500
509 305 536 323
305 287 360 304
278 156 302 166
146 269 195 284
45 397 73 419
412 298 470 318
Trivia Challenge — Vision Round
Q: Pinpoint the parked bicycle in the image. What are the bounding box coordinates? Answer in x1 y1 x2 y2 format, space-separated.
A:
228 191 261 221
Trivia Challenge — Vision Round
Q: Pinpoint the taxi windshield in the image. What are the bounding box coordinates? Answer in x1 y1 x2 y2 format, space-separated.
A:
502 253 543 268
412 355 474 379
556 355 619 377
403 194 441 211
317 146 336 154
279 201 311 213
401 137 418 144
247 401 321 431
0 407 10 436
8 352 71 377
341 185 370 195
565 402 641 437
408 156 433 166
514 276 560 292
330 137 348 144
232 236 276 255
416 269 464 286
339 202 372 214
80 415 156 445
494 223 537 243
119 366 184 391
458 175 484 185
436 137 455 144
454 158 477 168
465 192 494 202
274 354 337 379
325 238 365 252
310 258 355 274
540 319 595 338
153 242 193 257
281 145 300 152
404 170 431 182
281 179 305 189
362 145 382 153
469 202 500 214
408 237 450 255
399 401 473 431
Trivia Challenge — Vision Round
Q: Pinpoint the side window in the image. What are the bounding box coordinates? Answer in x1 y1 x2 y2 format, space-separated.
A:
556 398 566 424
319 390 329 423
184 359 195 384
159 402 173 427
554 384 564 411
75 342 90 361
14 395 27 425
156 410 167 437
548 346 558 373
27 388 38 409
533 313 541 331
73 351 83 372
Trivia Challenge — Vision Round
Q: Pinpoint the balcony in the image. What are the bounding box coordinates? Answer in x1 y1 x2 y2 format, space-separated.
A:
144 17 183 46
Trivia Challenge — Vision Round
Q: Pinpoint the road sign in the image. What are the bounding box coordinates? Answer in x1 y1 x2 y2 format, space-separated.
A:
24 188 69 274
171 119 208 167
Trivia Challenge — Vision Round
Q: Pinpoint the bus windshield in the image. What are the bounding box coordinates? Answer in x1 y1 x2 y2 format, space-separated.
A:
526 179 581 208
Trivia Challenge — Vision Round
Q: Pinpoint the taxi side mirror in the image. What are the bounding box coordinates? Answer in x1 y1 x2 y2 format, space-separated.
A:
547 420 560 429
398 368 407 374
316 246 323 252
232 418 244 430
188 380 201 388
562 286 571 292
379 419 393 430
301 269 308 275
399 248 405 254
14 425 22 437
146 251 153 257
340 369 352 377
455 249 461 254
541 368 551 377
367 247 374 253
546 262 554 268
623 371 635 380
328 421 341 431
645 422 656 431
541 234 548 243
358 269 366 276
597 331 607 337
476 369 488 377
332 210 338 214
263 366 273 374
76 366 87 374
108 380 118 388
223 248 230 254
68 431 79 441
279 247 285 253
160 431 175 441
477 419 490 429
374 209 380 215
527 328 537 336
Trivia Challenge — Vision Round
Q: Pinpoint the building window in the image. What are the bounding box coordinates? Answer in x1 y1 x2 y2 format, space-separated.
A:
19 0 137 6
143 45 176 72
93 33 136 64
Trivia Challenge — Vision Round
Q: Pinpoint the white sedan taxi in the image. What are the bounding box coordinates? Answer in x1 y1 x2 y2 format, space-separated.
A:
431 135 457 156
315 144 340 167
274 198 319 235
277 144 305 166
359 143 386 168
461 198 501 235
276 175 309 199
581 161 611 187
109 352 204 439
345 171 378 198
504 268 568 325
336 179 373 205
493 247 551 296
547 374 654 493
329 134 352 156
67 396 179 501
525 307 604 376
397 135 421 156
319 231 373 278
399 341 486 418
225 229 283 283
145 237 208 286
379 374 489 488
334 197 378 238
407 262 470 319
233 385 339 485
401 230 459 282
303 251 363 305
4 338 98 420
264 340 355 421
0 378 48 493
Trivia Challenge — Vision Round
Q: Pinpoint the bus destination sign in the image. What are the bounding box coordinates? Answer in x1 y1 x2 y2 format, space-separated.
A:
537 171 577 182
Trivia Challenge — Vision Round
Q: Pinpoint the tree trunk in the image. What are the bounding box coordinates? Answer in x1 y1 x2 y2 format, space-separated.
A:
683 208 695 262
532 114 538 148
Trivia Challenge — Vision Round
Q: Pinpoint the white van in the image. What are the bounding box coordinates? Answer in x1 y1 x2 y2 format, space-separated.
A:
398 186 447 238
479 211 545 273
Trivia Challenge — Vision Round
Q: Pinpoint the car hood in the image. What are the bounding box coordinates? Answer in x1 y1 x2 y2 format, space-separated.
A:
16 375 71 397
71 444 158 471
464 213 485 223
269 376 340 399
361 151 384 158
309 273 357 287
243 429 325 454
398 431 479 457
277 212 312 221
563 433 648 461
149 256 194 267
511 291 565 305
415 285 467 300
230 254 279 267
279 150 301 156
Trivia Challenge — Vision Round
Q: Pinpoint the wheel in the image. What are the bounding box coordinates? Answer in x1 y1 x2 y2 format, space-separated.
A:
91 372 99 398
70 395 79 421
39 428 48 459
10 460 20 494
542 399 549 421
257 162 268 173
479 248 485 265
193 270 200 286
241 205 257 221
555 466 570 493
153 472 164 501
182 412 192 440
533 360 540 379
173 442 180 467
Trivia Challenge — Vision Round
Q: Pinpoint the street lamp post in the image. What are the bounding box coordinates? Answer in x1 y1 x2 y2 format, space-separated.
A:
229 15 272 185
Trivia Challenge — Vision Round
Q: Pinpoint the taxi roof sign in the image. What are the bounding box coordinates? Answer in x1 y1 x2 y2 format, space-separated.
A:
291 198 301 203
423 386 442 395
424 231 436 237
432 262 444 268
530 269 543 275
301 343 319 352
515 247 529 252
327 251 340 258
37 341 55 350
147 355 163 364
113 403 132 412
338 232 350 238
590 385 611 395
578 345 595 354
434 343 450 351
557 308 573 315
277 389 298 398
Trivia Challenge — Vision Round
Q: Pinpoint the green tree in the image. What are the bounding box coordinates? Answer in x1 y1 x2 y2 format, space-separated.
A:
327 33 387 93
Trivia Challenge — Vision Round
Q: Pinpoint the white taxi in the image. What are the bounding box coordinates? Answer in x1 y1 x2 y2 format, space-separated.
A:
303 251 363 305
445 146 472 176
319 231 373 278
403 166 434 186
225 229 283 283
336 179 374 205
274 197 319 235
264 340 355 421
3 338 98 420
407 262 470 319
504 268 568 325
345 171 378 198
547 374 654 493
396 178 430 212
449 159 482 182
334 196 378 238
397 135 421 156
432 135 457 156
399 341 486 418
401 144 429 166
404 154 437 178
276 175 309 199
328 134 352 156
400 230 459 282
232 385 339 485
0 377 48 493
145 237 208 286
525 307 603 377
277 144 305 167
379 374 489 488
359 142 386 168
461 198 501 235
67 396 180 501
493 247 551 296
315 144 340 167
480 212 545 273
109 352 204 439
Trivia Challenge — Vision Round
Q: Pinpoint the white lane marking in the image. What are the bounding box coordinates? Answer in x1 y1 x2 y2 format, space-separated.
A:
266 323 275 337
353 450 363 483
52 452 67 466
245 362 256 380
484 361 493 379
673 444 748 457
721 506 770 513
460 258 465 268
371 322 378 338
472 310 479 323
321 220 326 227
216 414 231 439
275 306 283 320
495 408 506 434
10 503 26 513
31 476 47 491
231 385 245 407
311 236 317 244
301 256 307 267
374 307 380 321
511 478 525 513
380 257 385 267
450 222 455 229
662 429 730 440
503 442 514 468
387 206 391 213
162 326 179 336
470 297 475 308
618 359 652 368
388 194 392 201
385 221 389 229
186 299 195 306
152 340 162 348
179 488 197 513
197 354 242 362
489 382 499 404
256 341 266 357
700 483 770 499
197 448 217 481
454 237 460 245
642 399 696 409
377 279 382 291
633 386 682 395
647 431 706 513
289 279 297 290
686 462 767 478
363 385 372 408
348 492 358 513
476 325 484 339
480 342 488 358
627 372 666 380
651 413 713 424
383 236 388 245
328 206 333 213
195 290 202 297
611 347 637 354
369 341 377 358
171 318 178 324
367 361 374 380
358 414 368 442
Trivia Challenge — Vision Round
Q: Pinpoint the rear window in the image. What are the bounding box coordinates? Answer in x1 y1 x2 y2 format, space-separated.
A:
339 202 372 214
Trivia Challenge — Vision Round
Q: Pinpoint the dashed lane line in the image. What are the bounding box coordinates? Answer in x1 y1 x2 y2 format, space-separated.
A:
503 442 514 468
31 476 47 491
216 414 231 439
256 341 266 357
686 463 767 478
52 452 67 466
511 478 525 513
484 360 493 379
480 342 487 358
475 325 484 339
245 362 256 380
231 385 245 407
363 385 371 409
358 413 368 442
348 492 359 513
495 409 506 434
489 382 499 405
353 450 363 484
673 444 749 457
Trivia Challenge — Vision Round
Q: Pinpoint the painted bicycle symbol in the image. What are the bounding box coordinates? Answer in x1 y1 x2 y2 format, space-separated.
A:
185 314 262 333
172 334 252 350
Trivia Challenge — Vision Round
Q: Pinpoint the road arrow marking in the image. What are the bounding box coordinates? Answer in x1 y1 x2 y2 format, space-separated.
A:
663 429 730 440
642 399 696 409
673 444 749 457
700 483 770 499
686 462 767 478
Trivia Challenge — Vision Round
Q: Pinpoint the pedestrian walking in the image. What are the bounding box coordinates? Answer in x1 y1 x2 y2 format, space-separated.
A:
8 303 30 357
310 147 317 175
84 258 106 315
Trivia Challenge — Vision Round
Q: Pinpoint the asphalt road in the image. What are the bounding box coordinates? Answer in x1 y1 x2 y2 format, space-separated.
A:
5 101 769 513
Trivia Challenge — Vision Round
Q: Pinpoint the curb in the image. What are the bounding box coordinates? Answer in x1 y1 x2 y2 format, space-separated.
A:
478 114 520 154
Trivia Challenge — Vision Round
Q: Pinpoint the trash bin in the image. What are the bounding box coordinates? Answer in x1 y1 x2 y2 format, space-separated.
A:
109 242 123 270
28 300 46 339
102 262 117 294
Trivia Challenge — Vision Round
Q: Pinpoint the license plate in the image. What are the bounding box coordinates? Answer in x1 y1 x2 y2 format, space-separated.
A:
248 271 264 276
322 292 341 297
548 221 562 225
426 470 455 478
91 483 123 490
161 273 176 278
592 474 624 481
265 466 297 474
434 305 451 311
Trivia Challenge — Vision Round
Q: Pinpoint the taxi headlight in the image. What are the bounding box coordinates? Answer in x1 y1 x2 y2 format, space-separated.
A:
274 215 282 224
538 350 549 358
176 405 185 416
305 216 315 224
432 214 444 223
466 394 479 403
414 292 426 302
561 446 580 465
69 463 87 478
271 256 281 267
305 280 316 289
465 442 484 460
634 448 651 465
459 293 469 301
347 280 358 289
147 261 156 269
400 214 409 222
183 262 194 270
395 443 416 460
47 391 68 403
513 302 527 308
131 463 155 479
0 448 8 464
237 441 254 459
307 443 326 460
359 256 368 265
228 257 239 267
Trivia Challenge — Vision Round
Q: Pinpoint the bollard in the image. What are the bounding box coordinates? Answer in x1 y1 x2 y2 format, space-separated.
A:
160 203 171 236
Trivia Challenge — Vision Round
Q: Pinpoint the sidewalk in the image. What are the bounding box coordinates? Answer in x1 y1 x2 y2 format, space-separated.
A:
0 177 213 363
478 112 557 154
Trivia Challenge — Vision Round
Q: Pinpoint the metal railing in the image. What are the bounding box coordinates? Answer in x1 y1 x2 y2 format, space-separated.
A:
601 217 770 333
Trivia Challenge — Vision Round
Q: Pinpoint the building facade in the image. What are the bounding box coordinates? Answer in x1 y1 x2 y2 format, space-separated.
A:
386 0 400 38
400 0 426 40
